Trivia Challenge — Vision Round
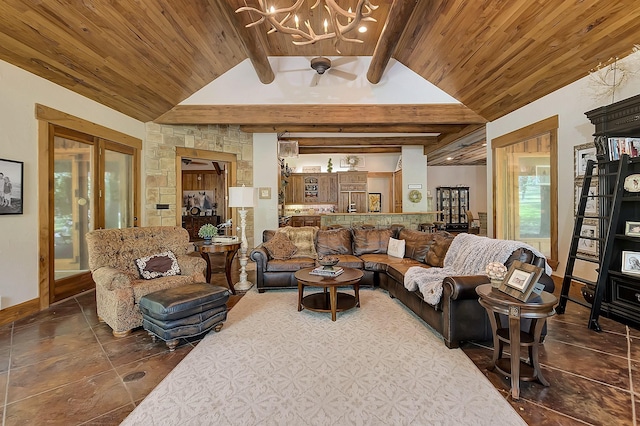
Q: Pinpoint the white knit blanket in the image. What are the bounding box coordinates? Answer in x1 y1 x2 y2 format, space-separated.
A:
404 233 551 305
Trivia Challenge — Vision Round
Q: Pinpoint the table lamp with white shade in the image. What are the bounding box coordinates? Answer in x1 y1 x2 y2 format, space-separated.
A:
228 185 256 291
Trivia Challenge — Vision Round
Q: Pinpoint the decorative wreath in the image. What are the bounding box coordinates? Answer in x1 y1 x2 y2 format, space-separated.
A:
408 190 422 203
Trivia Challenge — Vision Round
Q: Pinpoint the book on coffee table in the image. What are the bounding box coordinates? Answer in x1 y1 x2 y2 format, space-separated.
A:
309 266 344 277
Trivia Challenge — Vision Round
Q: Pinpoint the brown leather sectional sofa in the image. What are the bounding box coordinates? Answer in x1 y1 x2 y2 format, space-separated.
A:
250 226 554 348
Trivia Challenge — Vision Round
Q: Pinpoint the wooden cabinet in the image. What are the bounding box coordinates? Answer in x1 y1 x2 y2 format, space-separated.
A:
284 174 303 204
290 215 321 227
338 172 368 213
318 174 338 203
182 215 220 241
436 186 470 231
284 173 337 205
393 170 402 212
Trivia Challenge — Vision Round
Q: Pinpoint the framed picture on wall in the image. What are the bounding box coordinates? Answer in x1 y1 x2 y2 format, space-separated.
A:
577 219 599 258
368 193 381 212
0 158 24 215
183 190 215 213
574 142 597 178
574 180 598 216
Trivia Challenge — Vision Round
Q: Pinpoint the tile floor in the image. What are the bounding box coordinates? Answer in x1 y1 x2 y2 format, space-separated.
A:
0 267 638 425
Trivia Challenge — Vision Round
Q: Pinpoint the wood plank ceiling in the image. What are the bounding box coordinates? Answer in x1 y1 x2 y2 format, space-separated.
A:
1 0 639 165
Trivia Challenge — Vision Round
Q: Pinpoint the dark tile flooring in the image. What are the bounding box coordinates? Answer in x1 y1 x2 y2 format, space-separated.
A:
1 268 638 425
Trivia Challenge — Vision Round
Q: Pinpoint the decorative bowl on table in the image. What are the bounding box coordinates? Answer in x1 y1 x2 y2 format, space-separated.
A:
318 256 339 270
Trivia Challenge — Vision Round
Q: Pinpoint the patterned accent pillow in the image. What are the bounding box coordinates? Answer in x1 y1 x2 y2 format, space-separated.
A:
135 251 181 280
263 232 298 260
279 226 318 258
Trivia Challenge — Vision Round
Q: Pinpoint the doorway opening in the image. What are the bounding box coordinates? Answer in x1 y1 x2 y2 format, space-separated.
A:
175 147 237 241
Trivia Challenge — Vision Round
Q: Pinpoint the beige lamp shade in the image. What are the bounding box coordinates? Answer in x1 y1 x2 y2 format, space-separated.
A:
228 185 256 208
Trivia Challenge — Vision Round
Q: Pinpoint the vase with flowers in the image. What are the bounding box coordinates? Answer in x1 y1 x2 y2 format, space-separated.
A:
198 223 218 244
485 262 508 287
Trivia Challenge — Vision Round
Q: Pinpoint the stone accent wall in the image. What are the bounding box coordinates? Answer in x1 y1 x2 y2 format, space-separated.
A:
144 123 255 247
321 213 438 230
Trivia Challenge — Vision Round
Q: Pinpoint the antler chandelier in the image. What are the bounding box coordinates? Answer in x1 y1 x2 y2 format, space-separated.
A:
235 0 378 53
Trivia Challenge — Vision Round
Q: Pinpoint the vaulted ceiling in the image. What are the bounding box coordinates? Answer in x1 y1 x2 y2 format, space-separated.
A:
1 0 639 165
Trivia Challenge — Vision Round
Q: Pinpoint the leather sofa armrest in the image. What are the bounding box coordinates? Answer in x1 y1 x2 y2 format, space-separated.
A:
442 275 491 301
176 254 206 280
92 267 137 291
250 245 269 272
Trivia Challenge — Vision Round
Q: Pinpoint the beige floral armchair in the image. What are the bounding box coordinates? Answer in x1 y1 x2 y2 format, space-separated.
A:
86 226 206 337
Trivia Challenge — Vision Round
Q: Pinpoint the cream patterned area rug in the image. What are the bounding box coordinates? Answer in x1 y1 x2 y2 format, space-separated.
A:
122 288 525 425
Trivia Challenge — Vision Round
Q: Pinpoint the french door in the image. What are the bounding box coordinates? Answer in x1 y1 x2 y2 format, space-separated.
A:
50 125 138 303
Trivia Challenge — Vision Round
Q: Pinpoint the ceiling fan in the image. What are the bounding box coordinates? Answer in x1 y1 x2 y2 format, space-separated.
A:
309 57 358 86
281 57 359 86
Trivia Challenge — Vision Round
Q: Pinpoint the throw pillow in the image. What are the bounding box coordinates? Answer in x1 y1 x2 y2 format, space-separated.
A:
425 231 455 267
135 251 181 280
316 227 353 256
387 237 406 258
352 227 394 256
263 232 298 260
279 226 318 258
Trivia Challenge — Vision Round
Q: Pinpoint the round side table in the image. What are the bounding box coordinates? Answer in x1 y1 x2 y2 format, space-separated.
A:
476 284 557 400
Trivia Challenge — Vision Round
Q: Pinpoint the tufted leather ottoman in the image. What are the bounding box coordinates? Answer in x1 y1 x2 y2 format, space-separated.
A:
139 283 229 351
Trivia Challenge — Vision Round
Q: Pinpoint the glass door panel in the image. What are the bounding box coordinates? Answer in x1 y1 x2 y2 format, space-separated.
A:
53 136 94 280
104 148 134 229
494 134 551 257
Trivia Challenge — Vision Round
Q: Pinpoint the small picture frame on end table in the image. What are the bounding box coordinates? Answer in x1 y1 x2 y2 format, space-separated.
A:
497 261 544 302
0 158 24 215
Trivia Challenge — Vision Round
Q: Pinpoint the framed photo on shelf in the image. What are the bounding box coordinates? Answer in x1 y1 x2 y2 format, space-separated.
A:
0 158 24 215
368 193 381 212
577 219 598 258
574 142 597 179
574 180 598 216
621 251 640 276
625 221 640 237
497 261 544 302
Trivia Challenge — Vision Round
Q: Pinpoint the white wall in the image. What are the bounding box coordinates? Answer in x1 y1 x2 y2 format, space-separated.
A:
427 166 487 215
0 59 144 310
285 153 400 173
253 134 279 244
401 146 428 212
487 54 640 278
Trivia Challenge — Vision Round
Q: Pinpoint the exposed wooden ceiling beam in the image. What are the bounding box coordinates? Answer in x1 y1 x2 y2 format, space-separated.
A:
299 146 401 154
367 0 418 84
423 124 486 156
156 104 487 125
240 124 466 133
282 136 439 146
222 0 274 84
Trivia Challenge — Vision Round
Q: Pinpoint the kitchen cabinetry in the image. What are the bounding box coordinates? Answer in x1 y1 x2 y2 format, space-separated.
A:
436 186 470 231
284 173 338 205
338 172 368 213
290 215 321 227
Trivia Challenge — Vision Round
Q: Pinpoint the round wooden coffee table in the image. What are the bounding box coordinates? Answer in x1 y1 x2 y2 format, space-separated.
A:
294 267 364 321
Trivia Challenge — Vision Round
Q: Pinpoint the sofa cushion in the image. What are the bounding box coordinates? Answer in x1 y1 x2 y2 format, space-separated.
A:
263 232 298 260
399 229 437 263
352 227 394 256
266 257 316 272
425 231 455 267
386 260 427 284
279 226 318 258
387 237 406 258
316 228 353 256
135 251 181 280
